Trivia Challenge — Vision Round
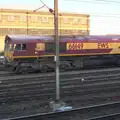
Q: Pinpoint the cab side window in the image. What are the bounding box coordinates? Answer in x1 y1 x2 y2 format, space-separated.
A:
15 44 21 50
14 44 26 51
22 44 26 50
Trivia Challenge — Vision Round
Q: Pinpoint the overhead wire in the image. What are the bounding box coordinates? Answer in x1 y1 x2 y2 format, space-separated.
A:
33 0 54 14
90 14 120 18
34 5 45 12
65 0 120 4
94 0 120 3
39 0 54 14
33 0 120 34
63 0 120 18
33 0 120 18
63 0 120 35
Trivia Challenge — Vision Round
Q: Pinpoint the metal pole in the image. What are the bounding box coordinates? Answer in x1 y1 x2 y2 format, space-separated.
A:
54 0 60 100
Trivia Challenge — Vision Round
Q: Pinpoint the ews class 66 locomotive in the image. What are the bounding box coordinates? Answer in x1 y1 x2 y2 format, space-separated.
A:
4 35 120 73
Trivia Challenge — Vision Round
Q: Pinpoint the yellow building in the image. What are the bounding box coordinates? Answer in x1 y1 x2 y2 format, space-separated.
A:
0 9 90 52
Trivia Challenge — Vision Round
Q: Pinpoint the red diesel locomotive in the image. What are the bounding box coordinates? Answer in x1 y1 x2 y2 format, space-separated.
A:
4 35 120 73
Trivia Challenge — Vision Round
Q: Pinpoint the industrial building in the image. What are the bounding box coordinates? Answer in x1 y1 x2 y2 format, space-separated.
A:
0 9 90 51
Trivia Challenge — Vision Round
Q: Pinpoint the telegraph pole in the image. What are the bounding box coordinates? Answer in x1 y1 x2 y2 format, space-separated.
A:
50 0 72 111
54 0 60 101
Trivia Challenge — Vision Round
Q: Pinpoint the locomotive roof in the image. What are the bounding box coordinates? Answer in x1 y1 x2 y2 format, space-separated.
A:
5 35 54 43
5 35 120 43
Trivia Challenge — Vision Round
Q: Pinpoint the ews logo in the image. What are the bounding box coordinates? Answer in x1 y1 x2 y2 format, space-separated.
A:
98 42 109 49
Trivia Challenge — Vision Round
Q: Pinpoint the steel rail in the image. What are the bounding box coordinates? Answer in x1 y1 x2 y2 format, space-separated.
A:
0 86 120 104
88 113 120 120
0 78 120 103
1 68 120 119
1 67 120 85
8 101 120 120
1 74 120 92
1 66 120 80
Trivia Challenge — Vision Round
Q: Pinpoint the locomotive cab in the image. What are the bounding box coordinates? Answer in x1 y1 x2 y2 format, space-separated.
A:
3 35 50 73
4 37 14 63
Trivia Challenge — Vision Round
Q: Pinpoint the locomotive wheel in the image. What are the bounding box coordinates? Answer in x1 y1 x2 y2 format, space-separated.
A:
3 59 10 68
72 60 84 69
60 63 71 71
13 66 22 74
40 66 49 73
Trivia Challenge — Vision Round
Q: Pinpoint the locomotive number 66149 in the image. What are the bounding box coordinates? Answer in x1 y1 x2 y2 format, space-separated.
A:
67 42 84 50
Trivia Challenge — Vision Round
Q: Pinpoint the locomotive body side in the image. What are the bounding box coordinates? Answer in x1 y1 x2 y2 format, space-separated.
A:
4 35 120 73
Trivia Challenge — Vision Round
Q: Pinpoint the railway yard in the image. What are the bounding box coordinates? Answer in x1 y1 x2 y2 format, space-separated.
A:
0 0 120 119
0 58 120 120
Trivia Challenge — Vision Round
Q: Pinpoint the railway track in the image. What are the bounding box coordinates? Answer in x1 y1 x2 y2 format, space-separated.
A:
1 79 120 104
0 71 15 77
0 64 5 71
8 101 120 120
0 69 120 102
1 67 120 119
1 66 120 80
88 113 120 120
0 67 120 103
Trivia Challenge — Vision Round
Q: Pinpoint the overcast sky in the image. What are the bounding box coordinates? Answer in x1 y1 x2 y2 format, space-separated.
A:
0 0 120 35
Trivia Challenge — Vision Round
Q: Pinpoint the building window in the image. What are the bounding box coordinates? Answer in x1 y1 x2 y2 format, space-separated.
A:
30 16 38 22
72 18 78 24
81 18 87 25
63 17 68 24
41 16 48 23
0 15 2 21
78 17 87 25
20 15 26 22
8 15 15 21
49 17 53 21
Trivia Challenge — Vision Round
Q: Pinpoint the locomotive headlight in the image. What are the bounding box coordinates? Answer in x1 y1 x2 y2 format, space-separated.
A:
35 51 38 54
